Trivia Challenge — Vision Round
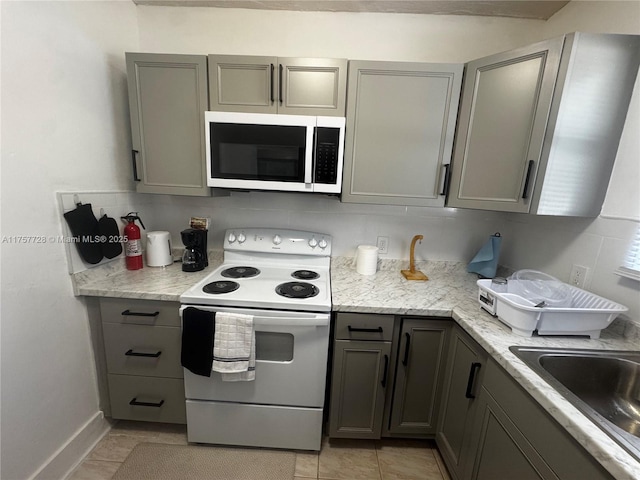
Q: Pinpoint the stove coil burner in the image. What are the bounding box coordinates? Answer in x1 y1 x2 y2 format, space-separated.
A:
276 281 320 299
221 266 261 279
291 270 320 280
203 280 240 294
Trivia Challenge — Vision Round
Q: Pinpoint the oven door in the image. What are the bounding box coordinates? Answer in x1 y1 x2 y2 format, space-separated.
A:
205 111 315 192
180 305 330 407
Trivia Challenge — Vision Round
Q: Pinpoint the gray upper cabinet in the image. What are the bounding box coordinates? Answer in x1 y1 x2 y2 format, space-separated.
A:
126 53 210 196
208 55 347 116
447 33 640 216
342 60 463 206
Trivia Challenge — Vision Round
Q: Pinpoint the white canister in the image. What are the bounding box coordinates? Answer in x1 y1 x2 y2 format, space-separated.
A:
356 245 379 275
146 231 173 267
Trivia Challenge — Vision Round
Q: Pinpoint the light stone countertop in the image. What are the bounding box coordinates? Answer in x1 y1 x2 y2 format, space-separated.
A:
332 257 640 480
72 251 224 301
73 254 639 479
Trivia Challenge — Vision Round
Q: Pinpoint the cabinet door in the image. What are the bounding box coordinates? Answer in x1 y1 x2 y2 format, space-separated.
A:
278 57 347 116
468 360 614 480
388 319 450 435
126 53 210 196
447 37 564 212
436 327 487 480
342 60 462 206
329 340 391 439
208 55 278 114
466 387 558 480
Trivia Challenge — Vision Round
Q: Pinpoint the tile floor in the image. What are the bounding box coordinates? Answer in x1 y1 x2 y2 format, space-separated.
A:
68 420 452 480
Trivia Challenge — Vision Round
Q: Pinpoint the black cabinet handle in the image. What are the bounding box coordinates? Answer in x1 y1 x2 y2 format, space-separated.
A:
440 164 451 196
270 63 275 104
125 349 162 358
348 325 383 333
522 160 535 199
129 398 164 408
121 310 160 317
465 362 482 399
279 64 283 105
132 150 141 182
381 354 389 388
402 332 411 366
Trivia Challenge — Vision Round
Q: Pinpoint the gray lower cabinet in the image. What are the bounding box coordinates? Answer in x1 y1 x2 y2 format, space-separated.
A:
386 318 450 436
436 326 487 480
99 297 186 424
125 53 210 196
447 33 640 216
464 359 613 480
208 55 347 116
341 60 463 206
329 313 394 439
329 314 451 439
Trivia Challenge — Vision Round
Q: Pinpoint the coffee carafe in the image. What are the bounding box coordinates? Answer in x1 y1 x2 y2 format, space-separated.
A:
180 228 208 272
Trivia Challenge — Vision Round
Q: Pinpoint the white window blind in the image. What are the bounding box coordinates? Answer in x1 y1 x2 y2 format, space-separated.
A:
616 225 640 281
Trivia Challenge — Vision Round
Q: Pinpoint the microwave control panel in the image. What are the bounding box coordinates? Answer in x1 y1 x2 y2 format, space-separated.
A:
314 127 340 184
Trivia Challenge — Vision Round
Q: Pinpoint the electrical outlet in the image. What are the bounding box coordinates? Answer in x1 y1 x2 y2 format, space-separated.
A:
570 264 589 288
377 236 389 254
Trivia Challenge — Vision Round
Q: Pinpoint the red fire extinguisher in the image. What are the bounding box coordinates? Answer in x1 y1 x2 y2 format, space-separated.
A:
121 212 145 270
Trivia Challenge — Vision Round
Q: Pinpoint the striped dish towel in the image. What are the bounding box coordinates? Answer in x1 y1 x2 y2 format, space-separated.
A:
212 312 255 381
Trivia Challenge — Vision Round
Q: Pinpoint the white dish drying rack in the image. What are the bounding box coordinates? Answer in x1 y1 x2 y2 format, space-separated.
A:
477 279 628 338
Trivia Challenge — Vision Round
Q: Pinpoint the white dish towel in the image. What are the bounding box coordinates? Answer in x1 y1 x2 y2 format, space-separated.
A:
212 312 255 382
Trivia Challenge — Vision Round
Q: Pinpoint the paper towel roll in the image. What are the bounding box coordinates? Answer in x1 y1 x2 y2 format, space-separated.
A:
356 245 378 275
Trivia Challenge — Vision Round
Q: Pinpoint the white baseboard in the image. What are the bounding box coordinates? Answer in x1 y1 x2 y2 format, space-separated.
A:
29 411 111 480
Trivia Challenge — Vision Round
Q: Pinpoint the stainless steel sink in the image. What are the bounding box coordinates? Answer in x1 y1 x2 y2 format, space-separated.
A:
509 346 640 461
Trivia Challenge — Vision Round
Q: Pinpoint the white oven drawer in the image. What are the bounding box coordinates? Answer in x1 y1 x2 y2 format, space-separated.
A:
186 400 323 451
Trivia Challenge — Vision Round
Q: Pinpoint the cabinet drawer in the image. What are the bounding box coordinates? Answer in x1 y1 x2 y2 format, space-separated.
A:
108 374 186 424
335 313 394 341
100 298 180 327
103 323 183 378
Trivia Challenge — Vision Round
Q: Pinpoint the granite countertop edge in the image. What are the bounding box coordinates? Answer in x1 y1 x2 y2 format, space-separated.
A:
72 255 639 479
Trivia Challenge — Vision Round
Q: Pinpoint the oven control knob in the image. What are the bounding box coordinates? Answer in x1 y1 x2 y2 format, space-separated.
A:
237 233 246 244
228 232 237 244
318 238 328 249
308 237 318 248
273 234 282 245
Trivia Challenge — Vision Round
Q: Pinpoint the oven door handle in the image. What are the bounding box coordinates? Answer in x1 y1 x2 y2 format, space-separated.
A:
179 306 329 327
252 317 329 327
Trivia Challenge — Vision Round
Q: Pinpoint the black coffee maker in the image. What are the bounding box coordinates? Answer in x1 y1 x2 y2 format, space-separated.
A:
180 228 208 272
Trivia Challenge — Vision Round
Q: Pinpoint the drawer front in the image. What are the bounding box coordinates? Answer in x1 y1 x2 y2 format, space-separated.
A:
103 323 183 378
108 374 186 424
100 298 180 327
335 313 394 341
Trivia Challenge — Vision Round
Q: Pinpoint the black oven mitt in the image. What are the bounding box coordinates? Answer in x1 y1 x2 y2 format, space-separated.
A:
63 202 103 264
98 213 123 259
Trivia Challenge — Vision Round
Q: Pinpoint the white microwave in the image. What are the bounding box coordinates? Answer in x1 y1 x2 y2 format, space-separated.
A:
205 111 345 194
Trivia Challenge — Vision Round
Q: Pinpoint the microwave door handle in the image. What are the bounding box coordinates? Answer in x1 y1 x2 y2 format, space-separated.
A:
304 125 314 184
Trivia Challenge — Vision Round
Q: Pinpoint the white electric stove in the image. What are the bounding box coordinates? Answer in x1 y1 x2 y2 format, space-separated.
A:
179 228 332 451
180 228 332 312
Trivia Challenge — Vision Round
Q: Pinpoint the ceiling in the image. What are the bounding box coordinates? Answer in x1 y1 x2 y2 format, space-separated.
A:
132 1 571 20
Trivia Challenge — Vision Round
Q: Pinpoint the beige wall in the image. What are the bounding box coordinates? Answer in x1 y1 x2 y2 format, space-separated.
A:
1 1 139 478
136 5 542 61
